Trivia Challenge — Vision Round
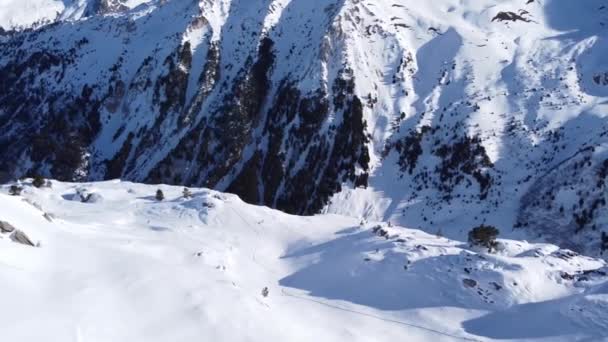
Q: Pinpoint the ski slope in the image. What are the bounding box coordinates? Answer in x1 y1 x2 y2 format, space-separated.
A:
0 180 607 341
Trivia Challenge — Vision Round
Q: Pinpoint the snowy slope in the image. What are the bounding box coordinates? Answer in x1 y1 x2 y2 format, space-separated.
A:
0 0 67 29
0 0 153 30
322 0 608 255
0 0 607 256
0 180 607 341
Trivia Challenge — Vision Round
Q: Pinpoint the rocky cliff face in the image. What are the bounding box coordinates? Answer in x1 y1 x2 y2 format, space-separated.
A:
1 0 608 255
0 0 371 215
84 0 130 15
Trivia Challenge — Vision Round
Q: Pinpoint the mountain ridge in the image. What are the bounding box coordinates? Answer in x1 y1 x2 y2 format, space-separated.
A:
0 0 607 257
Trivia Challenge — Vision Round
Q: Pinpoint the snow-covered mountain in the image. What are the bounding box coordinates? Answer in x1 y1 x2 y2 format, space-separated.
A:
0 0 152 30
1 180 607 341
0 0 607 257
0 0 67 30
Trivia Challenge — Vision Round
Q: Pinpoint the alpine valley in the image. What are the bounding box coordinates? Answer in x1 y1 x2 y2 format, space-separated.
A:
1 1 608 341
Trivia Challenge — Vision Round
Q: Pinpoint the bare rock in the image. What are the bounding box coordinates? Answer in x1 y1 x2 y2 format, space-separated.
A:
492 11 531 23
10 230 35 247
0 220 15 233
43 213 54 222
462 278 478 288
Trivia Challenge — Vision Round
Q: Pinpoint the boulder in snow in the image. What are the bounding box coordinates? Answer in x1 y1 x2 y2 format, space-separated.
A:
0 220 15 233
462 278 478 288
10 230 35 247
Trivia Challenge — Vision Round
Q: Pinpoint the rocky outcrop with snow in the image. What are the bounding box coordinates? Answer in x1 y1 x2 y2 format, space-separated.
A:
0 0 607 256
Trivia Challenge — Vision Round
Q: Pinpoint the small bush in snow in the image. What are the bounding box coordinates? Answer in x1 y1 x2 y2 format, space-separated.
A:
9 185 23 196
155 189 165 201
468 225 500 252
183 187 192 199
32 175 45 188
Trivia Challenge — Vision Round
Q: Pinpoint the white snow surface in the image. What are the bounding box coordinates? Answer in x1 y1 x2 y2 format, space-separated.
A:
1 0 608 338
0 0 64 29
0 180 607 341
0 0 153 29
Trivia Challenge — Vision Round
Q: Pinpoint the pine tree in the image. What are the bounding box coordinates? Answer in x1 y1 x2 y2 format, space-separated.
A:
32 175 45 188
9 185 22 196
155 189 165 201
468 225 500 252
